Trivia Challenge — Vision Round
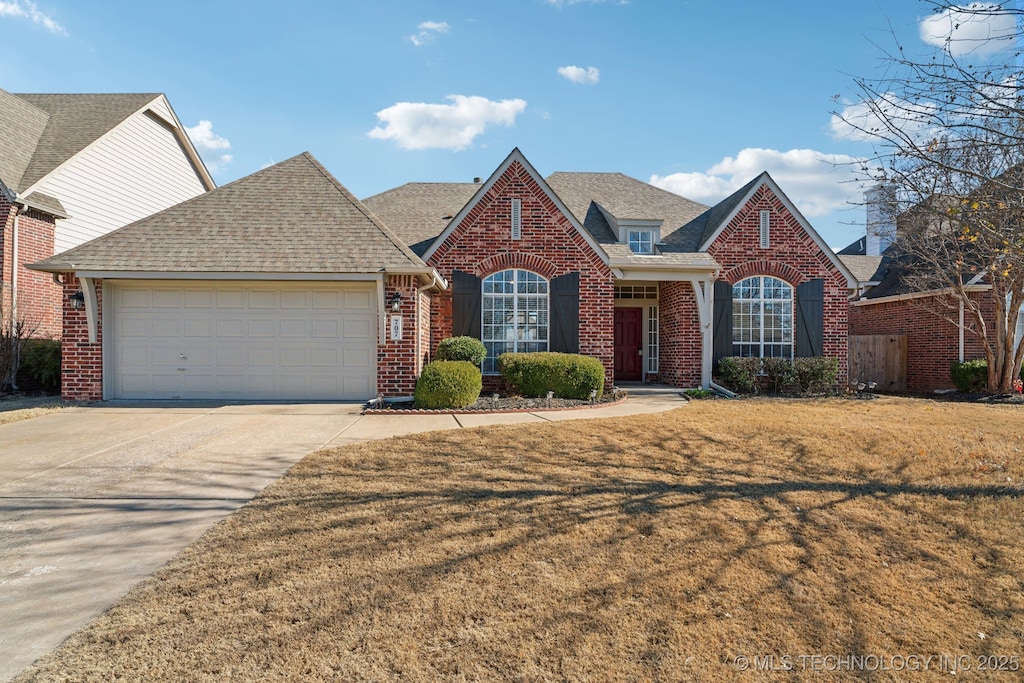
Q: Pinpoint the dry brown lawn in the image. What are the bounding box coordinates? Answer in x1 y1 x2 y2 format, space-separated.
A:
0 395 64 425
15 397 1024 682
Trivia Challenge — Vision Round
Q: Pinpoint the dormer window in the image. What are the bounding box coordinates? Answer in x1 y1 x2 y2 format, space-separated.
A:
628 229 655 254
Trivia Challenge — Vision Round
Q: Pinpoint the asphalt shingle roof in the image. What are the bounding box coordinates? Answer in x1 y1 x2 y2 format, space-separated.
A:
362 182 480 256
31 152 428 274
838 254 886 284
12 92 161 190
546 172 711 254
0 89 50 192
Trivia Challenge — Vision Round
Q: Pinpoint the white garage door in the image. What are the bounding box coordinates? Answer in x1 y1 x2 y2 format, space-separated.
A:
108 281 377 400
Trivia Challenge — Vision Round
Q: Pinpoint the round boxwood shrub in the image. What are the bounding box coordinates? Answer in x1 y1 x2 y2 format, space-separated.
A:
436 336 487 365
498 352 605 400
414 360 482 409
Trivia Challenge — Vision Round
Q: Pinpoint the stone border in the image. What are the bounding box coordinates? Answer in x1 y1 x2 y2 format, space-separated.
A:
362 393 629 415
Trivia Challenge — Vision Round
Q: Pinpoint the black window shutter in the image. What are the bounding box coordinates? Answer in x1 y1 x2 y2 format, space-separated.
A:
549 272 580 353
795 278 824 357
451 270 481 338
712 279 733 364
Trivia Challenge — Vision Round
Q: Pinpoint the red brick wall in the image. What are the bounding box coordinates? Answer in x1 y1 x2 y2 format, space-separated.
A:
849 292 996 392
656 281 702 387
378 275 422 397
0 199 61 338
707 184 850 384
60 274 104 401
427 160 615 383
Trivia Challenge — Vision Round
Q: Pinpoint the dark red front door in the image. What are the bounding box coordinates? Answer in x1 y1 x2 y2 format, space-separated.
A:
614 307 643 381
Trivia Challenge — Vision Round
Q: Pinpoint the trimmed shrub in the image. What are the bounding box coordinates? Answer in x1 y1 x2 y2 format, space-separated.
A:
716 356 761 394
436 336 487 365
18 339 61 392
951 359 988 392
499 352 605 400
793 357 839 395
761 357 797 394
414 361 482 409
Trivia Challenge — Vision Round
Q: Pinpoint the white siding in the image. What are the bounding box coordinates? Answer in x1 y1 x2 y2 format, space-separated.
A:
33 106 207 253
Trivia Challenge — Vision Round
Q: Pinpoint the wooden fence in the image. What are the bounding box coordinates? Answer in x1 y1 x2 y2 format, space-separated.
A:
849 335 907 392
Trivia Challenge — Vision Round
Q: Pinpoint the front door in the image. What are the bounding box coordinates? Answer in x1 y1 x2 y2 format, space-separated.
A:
614 307 643 381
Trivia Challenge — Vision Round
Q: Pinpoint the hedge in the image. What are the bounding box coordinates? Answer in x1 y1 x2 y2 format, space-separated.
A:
436 336 487 365
716 356 838 395
414 361 482 409
499 352 605 400
950 358 1024 392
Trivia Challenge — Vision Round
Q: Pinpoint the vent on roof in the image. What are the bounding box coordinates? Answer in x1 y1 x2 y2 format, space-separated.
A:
759 210 770 249
511 198 522 240
473 177 482 183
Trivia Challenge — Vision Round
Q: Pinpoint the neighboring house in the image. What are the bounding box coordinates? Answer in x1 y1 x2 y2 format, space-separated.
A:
840 187 1018 393
0 88 214 338
32 148 855 402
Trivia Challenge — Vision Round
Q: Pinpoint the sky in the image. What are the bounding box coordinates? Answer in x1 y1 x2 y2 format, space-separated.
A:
1 0 1018 250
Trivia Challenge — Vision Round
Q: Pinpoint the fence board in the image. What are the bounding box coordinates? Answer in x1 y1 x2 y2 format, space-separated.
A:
849 335 907 392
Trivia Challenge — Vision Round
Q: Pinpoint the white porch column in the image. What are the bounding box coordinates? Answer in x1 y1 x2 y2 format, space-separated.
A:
80 276 99 343
686 276 715 389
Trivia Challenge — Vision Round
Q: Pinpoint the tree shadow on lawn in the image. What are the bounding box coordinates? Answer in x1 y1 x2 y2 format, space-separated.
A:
18 400 1024 682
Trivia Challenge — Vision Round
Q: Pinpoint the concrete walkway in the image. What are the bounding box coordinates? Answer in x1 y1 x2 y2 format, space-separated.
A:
0 386 686 681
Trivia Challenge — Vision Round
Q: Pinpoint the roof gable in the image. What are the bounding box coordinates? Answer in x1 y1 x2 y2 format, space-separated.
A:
694 172 857 287
421 148 609 264
30 152 428 275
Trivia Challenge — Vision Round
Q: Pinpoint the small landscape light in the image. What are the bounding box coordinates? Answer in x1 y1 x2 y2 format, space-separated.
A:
589 389 597 403
546 390 554 407
492 393 499 407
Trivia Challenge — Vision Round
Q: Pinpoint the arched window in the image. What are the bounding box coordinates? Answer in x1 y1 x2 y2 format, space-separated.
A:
481 269 549 373
732 276 793 358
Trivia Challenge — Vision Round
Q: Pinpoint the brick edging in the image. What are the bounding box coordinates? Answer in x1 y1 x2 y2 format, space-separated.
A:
362 394 629 415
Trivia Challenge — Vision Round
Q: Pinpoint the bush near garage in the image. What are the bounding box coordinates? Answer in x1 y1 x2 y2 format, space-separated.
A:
414 361 482 409
436 336 487 365
948 358 1024 393
498 352 605 400
18 339 61 393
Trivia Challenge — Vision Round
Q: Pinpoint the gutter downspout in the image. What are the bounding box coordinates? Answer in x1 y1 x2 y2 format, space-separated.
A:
413 271 445 375
9 209 20 390
958 299 965 363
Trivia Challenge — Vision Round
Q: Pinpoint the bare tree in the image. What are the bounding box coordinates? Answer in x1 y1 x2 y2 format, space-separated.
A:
835 0 1024 392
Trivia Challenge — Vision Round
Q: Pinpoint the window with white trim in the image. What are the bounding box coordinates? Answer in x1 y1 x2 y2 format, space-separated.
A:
481 269 548 373
759 210 770 248
647 305 659 373
732 276 793 358
628 229 655 254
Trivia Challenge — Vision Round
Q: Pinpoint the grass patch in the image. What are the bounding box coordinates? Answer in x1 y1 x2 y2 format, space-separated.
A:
0 395 64 426
15 397 1024 681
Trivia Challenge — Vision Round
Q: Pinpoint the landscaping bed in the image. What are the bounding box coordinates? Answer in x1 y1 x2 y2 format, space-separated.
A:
365 388 626 414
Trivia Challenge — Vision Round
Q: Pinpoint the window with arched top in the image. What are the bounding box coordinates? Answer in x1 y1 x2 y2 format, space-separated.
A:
732 275 793 358
481 269 549 373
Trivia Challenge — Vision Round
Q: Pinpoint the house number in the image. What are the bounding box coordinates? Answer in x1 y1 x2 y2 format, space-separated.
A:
390 315 403 340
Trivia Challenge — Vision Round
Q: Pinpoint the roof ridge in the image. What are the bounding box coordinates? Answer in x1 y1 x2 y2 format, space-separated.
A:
301 153 428 268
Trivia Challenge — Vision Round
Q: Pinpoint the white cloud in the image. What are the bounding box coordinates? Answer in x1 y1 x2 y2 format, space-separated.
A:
650 148 864 218
830 94 938 143
0 0 66 35
185 120 233 172
557 65 600 85
367 95 527 151
919 3 1016 57
410 20 449 47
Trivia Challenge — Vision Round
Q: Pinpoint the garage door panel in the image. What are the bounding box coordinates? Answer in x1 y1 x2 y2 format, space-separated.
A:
217 290 245 308
216 319 244 337
110 282 376 400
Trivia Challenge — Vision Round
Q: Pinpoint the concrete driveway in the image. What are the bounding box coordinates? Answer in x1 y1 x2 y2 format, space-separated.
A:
0 388 687 681
0 401 367 682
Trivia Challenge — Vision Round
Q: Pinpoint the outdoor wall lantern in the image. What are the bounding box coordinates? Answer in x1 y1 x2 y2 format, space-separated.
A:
389 292 402 311
68 290 85 309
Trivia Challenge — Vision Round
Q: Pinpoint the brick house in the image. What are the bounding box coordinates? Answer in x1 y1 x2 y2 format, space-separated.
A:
1 88 214 339
840 188 1020 393
32 148 855 402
